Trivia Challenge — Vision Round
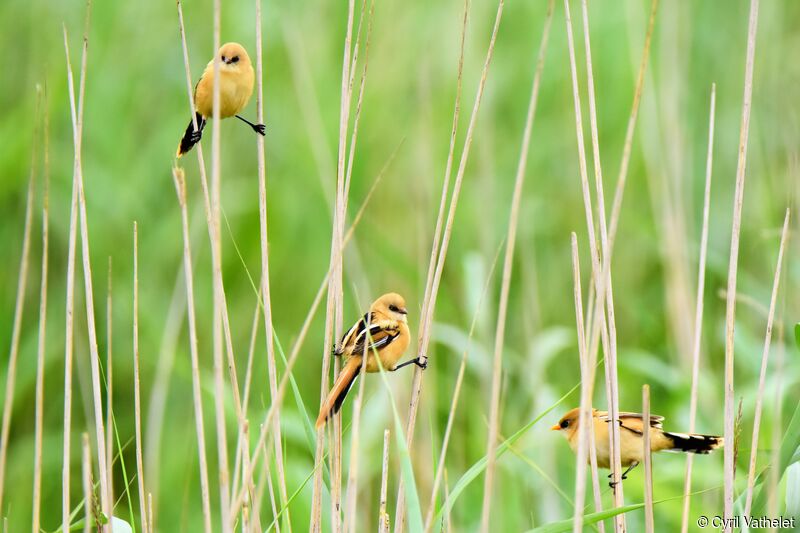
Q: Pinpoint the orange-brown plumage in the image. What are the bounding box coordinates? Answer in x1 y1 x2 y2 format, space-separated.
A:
315 293 416 429
552 407 723 470
177 42 262 157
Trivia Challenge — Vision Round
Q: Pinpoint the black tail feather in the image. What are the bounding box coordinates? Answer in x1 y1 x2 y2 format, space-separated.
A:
177 113 205 157
665 432 723 454
332 373 358 415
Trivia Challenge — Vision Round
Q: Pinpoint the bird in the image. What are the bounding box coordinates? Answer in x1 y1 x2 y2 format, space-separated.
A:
176 42 265 157
315 293 426 429
551 407 723 485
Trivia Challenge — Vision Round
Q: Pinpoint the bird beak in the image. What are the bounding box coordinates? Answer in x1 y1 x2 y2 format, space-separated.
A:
550 424 561 431
399 307 408 315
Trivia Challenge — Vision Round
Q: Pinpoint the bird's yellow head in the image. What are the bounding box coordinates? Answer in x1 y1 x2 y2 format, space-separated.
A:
217 42 251 72
371 293 408 323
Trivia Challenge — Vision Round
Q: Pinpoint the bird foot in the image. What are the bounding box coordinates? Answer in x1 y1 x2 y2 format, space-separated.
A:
252 123 266 136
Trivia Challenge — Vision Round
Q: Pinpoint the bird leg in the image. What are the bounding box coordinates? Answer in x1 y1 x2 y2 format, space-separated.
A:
393 356 428 371
608 461 639 488
235 114 266 136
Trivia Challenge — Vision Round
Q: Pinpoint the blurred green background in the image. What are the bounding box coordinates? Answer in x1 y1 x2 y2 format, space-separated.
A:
1 0 798 530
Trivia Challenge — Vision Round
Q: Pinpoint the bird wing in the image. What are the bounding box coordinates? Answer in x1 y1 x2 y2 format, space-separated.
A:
334 312 372 356
349 320 400 357
597 411 665 436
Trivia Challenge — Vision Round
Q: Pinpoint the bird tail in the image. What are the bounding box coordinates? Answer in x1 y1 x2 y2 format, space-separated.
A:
664 431 723 454
315 358 361 429
176 113 205 158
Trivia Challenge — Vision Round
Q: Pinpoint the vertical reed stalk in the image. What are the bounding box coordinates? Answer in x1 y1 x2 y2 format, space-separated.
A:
743 209 790 515
563 0 625 528
642 385 654 533
64 8 113 525
723 1 759 526
132 223 148 532
31 87 49 533
82 434 92 533
379 429 390 533
480 3 553 529
396 1 504 527
0 122 37 519
171 167 213 533
105 258 114 521
680 83 716 533
253 0 291 525
424 241 503 532
570 233 591 533
311 0 356 528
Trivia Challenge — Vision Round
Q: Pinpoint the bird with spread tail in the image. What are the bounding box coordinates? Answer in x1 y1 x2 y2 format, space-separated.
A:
176 42 265 157
552 407 723 485
315 293 426 429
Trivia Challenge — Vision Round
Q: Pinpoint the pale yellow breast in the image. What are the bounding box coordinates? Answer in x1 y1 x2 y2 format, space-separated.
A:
195 64 255 119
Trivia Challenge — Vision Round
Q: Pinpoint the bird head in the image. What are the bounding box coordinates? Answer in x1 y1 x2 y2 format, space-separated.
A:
551 407 592 444
372 293 408 322
217 42 251 71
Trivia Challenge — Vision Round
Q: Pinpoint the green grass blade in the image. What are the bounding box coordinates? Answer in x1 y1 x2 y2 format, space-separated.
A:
272 333 333 489
526 502 645 533
433 381 580 524
527 487 721 533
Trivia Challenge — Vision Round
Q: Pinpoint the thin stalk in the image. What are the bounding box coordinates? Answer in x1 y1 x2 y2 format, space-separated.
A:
171 167 213 533
578 2 626 530
311 0 357 529
563 0 624 529
65 10 113 525
642 385 654 533
723 0 759 526
229 146 399 518
253 0 291 525
343 306 371 533
570 233 592 533
132 223 148 532
679 83 716 533
607 0 659 251
82 434 92 533
0 126 37 517
743 209 790 515
396 2 505 528
379 429 390 533
424 241 503 532
209 0 232 528
32 87 49 533
105 258 114 521
480 3 553 529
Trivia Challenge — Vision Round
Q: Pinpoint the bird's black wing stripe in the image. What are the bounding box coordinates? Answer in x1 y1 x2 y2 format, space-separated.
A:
351 326 399 357
334 312 371 356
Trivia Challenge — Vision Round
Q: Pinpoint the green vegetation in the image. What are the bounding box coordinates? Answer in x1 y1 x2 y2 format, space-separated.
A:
0 0 798 531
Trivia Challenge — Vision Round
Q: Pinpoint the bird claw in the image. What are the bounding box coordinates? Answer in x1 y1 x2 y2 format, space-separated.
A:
415 358 428 370
253 123 266 136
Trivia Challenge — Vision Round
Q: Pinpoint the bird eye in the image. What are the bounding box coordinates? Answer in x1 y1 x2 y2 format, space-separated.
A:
231 55 240 63
389 305 398 312
560 420 569 429
221 55 227 62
